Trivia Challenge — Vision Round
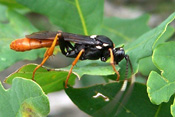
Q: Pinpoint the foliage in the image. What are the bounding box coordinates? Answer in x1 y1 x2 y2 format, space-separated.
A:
0 0 175 116
0 78 49 117
5 64 76 94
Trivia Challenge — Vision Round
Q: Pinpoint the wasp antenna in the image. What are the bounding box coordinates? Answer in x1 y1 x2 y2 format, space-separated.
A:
115 55 134 115
125 56 129 79
124 55 133 79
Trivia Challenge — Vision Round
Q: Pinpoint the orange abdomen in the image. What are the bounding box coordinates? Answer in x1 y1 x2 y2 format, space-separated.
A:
10 38 59 51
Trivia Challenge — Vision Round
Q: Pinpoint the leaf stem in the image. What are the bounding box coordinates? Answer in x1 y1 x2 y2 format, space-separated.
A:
154 104 161 117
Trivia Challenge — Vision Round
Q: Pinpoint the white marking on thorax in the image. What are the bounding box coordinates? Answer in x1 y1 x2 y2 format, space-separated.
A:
120 48 124 50
103 43 109 47
96 45 102 49
90 35 97 39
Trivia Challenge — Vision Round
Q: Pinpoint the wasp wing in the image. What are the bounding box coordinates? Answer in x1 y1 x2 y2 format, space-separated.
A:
26 31 98 45
61 32 98 45
26 31 58 40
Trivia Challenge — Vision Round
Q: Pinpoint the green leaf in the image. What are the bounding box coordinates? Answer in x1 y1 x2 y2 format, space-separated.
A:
119 12 175 79
0 78 50 116
60 60 119 78
147 42 175 105
16 0 104 35
152 26 175 49
65 82 172 116
101 14 150 44
138 26 174 76
0 9 46 71
147 71 173 104
5 64 77 94
0 4 7 22
139 56 160 76
0 0 25 8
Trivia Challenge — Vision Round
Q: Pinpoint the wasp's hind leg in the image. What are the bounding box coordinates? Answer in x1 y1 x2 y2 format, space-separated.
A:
32 33 61 81
65 49 85 88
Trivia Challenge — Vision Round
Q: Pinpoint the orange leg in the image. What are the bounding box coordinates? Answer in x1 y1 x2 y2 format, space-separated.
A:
32 33 61 80
109 48 120 81
65 49 85 88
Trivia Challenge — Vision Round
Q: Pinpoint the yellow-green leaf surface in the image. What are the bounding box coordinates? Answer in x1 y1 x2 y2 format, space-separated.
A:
60 60 119 78
138 27 174 76
0 78 50 116
147 42 175 116
16 0 104 35
5 64 77 94
147 42 175 101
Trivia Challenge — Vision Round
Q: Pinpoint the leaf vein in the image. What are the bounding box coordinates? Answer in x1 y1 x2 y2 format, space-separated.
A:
150 81 175 95
102 25 131 41
75 0 88 35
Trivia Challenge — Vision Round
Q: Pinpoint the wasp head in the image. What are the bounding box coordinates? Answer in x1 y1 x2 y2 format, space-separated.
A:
113 47 133 78
113 47 125 64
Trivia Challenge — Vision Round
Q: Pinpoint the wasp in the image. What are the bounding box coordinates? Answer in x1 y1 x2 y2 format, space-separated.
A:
10 31 133 88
